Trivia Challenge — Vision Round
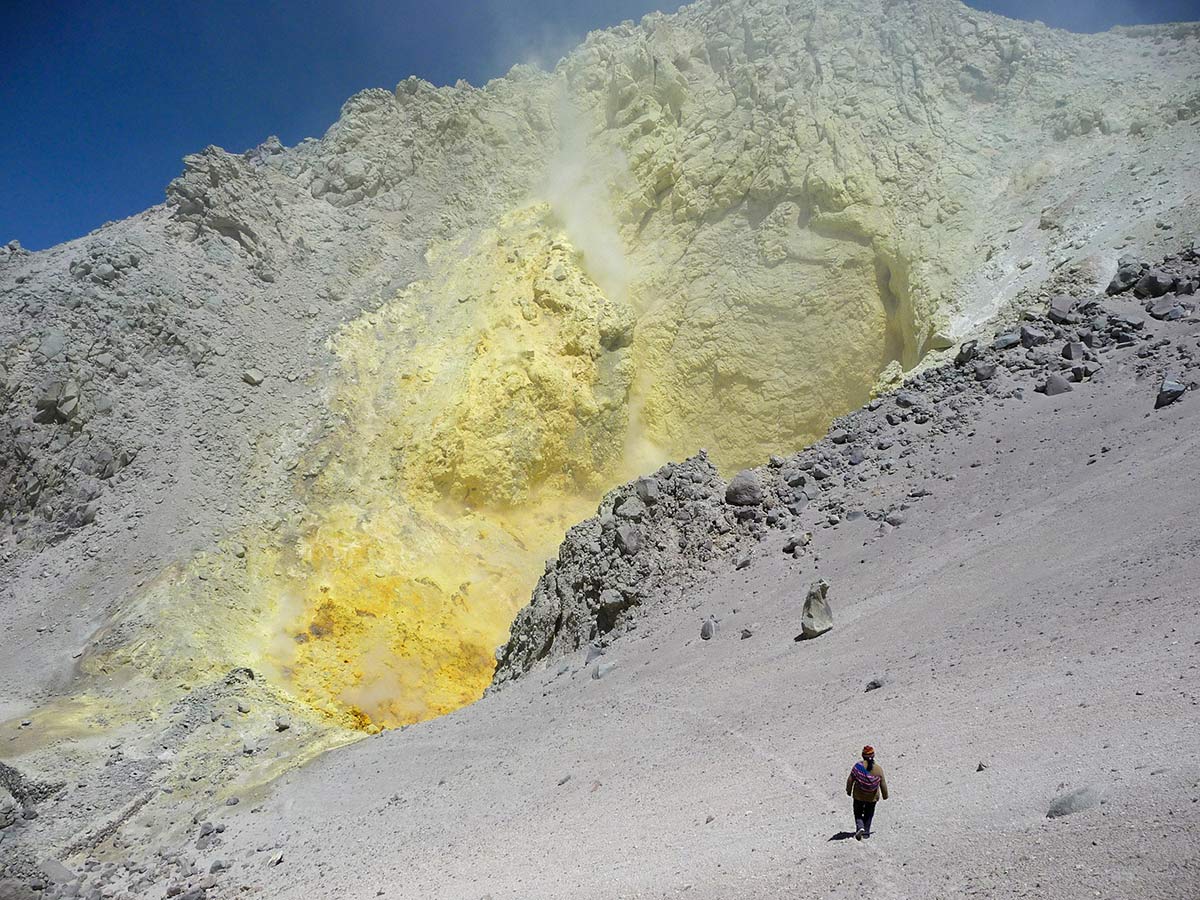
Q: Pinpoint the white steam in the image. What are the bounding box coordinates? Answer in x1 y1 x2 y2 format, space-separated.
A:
544 91 633 300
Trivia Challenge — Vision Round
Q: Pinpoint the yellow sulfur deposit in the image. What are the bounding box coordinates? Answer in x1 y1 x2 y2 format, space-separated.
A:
254 206 642 728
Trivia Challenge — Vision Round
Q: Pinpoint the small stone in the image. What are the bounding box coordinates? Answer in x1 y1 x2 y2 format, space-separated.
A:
1148 298 1184 321
973 360 997 381
274 716 290 732
992 332 1020 351
1047 294 1076 324
735 552 752 570
782 532 812 554
241 368 265 386
884 511 906 527
954 340 979 366
614 496 647 521
1047 785 1103 818
634 477 661 504
615 524 641 555
864 677 886 692
591 660 615 680
1061 341 1086 361
1041 374 1073 396
700 616 718 641
1019 325 1048 348
1155 376 1186 409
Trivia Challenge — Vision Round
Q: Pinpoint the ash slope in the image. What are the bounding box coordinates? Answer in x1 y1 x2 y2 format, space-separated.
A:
89 248 1198 900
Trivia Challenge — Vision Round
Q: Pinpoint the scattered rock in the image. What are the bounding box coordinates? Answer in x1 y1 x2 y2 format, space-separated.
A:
1047 294 1076 324
1047 785 1103 818
1134 269 1175 298
1020 325 1048 348
973 360 997 381
241 368 265 386
1061 341 1086 361
1040 373 1073 396
700 616 718 641
1155 376 1187 409
798 579 833 640
614 496 647 521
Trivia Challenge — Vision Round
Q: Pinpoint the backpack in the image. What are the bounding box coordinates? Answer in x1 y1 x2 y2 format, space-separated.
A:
851 762 881 793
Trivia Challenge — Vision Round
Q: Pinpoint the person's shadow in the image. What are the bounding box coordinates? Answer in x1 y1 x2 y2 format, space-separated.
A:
828 831 857 841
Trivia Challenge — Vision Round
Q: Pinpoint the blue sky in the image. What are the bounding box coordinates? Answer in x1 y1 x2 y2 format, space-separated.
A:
3 0 1198 250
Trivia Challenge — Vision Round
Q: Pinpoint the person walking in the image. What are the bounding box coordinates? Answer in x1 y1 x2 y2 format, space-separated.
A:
846 744 888 840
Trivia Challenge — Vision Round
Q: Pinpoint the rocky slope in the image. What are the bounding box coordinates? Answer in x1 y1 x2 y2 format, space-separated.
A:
2 0 1200 890
6 242 1197 898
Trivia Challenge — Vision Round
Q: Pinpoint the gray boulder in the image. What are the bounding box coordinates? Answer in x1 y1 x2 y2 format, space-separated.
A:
1134 269 1175 298
634 476 661 504
1047 294 1077 324
1041 374 1073 396
614 496 647 521
799 579 833 639
1061 341 1086 361
725 470 763 506
614 524 642 555
1155 376 1187 409
1020 325 1048 348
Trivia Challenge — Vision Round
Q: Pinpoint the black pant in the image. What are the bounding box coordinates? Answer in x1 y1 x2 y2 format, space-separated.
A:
853 799 877 834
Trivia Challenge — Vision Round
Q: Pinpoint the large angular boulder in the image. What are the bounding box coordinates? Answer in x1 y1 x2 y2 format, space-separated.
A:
800 579 834 639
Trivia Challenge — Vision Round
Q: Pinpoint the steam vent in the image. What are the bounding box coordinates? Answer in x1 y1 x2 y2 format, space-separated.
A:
3 0 1200 895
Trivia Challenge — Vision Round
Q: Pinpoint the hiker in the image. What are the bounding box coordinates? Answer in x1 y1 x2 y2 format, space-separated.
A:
846 744 888 839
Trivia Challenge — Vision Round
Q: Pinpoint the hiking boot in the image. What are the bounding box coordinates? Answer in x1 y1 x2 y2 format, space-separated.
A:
854 828 863 841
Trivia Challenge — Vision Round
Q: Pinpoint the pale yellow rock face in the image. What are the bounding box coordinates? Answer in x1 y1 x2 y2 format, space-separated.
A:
253 207 641 727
